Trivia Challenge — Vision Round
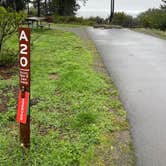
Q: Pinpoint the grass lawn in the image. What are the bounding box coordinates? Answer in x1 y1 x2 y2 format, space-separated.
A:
0 28 134 165
132 28 166 40
55 23 87 28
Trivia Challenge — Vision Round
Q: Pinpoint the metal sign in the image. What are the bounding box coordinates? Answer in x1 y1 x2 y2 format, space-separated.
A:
16 27 30 148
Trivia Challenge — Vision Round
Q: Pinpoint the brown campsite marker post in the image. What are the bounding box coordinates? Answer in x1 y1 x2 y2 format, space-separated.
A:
16 28 31 148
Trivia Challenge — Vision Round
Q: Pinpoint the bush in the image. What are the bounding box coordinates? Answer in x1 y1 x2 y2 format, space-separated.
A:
0 10 26 66
88 16 105 24
54 15 96 26
0 49 17 66
111 12 134 27
54 15 81 24
138 9 166 30
28 7 37 16
0 6 7 13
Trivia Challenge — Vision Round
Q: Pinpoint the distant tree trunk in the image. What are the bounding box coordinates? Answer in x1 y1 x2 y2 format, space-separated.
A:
27 1 30 15
6 0 10 7
13 0 16 11
44 0 47 14
48 0 51 14
37 0 40 17
0 42 2 53
58 0 64 16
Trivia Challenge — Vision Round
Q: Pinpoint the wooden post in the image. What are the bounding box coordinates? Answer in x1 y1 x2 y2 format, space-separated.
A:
16 28 31 148
20 115 30 148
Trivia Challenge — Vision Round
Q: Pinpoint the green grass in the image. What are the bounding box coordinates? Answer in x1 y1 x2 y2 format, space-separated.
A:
132 28 166 40
0 29 134 165
55 23 88 28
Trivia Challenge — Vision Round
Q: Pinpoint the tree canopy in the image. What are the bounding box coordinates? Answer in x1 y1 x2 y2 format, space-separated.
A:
0 0 25 11
138 8 166 30
160 0 166 10
0 0 88 16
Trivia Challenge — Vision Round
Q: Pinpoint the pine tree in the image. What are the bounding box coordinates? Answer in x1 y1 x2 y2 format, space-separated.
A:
160 0 166 10
0 0 25 11
0 0 88 16
56 0 87 16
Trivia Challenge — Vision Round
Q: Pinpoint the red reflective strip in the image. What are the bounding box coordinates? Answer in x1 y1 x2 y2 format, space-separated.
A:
16 90 29 124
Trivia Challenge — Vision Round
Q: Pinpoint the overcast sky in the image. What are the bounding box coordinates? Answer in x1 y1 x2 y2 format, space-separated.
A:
77 0 162 18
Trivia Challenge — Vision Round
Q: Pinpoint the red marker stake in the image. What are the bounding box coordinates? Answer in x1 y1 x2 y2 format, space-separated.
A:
17 28 30 148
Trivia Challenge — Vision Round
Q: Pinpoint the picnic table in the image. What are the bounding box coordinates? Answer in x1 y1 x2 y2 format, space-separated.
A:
25 17 50 29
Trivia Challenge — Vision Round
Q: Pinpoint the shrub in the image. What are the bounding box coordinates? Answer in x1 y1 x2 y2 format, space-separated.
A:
138 9 166 30
28 7 37 16
88 16 105 24
0 49 17 66
54 15 96 26
111 12 134 27
54 16 82 24
0 10 26 51
0 6 7 13
0 10 26 66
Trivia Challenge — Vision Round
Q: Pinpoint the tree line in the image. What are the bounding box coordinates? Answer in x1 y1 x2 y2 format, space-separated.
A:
110 0 166 30
0 0 87 16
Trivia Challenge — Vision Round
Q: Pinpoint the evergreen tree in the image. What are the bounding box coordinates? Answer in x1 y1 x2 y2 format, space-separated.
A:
0 0 25 11
53 0 87 16
161 0 166 10
58 0 79 16
0 0 88 16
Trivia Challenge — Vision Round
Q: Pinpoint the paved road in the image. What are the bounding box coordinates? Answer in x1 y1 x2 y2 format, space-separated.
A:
87 28 166 166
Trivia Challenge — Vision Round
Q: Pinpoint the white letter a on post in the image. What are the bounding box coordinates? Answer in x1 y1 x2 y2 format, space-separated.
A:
20 30 28 41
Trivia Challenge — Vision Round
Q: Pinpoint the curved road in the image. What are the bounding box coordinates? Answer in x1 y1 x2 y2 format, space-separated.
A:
87 28 166 166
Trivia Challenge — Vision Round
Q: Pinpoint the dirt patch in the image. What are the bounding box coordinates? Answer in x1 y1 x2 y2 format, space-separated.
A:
0 64 18 113
0 104 7 113
0 86 18 113
92 59 107 73
38 124 57 136
0 66 18 79
31 98 40 106
49 73 59 80
94 131 134 166
0 89 9 113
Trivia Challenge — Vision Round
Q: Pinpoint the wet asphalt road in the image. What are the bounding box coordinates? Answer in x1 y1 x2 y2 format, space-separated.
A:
87 28 166 166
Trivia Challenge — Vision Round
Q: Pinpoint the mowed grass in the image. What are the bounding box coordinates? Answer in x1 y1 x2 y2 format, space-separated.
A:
0 29 134 165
